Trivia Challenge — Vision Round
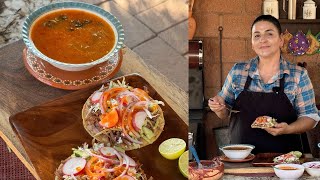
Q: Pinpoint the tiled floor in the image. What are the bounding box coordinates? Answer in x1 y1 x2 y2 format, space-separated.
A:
109 0 188 91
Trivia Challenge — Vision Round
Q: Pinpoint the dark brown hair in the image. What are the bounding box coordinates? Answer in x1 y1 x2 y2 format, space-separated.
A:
251 15 282 34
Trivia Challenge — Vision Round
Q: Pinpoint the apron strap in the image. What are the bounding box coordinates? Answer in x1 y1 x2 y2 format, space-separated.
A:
244 75 252 90
244 74 286 92
280 76 285 92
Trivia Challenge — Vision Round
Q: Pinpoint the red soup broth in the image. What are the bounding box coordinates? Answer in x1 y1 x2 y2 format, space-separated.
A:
30 9 115 64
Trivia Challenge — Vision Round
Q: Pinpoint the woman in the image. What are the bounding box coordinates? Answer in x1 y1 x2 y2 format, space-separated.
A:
208 15 320 153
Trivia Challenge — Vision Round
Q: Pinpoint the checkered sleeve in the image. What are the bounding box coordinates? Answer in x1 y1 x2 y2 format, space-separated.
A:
294 69 320 121
218 64 237 107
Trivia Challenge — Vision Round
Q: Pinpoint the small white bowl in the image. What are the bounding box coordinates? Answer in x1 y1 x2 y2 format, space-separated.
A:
219 144 254 160
274 164 304 179
302 161 320 177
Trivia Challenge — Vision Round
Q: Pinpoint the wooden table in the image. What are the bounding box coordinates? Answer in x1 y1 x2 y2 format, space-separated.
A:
0 40 188 179
222 154 319 179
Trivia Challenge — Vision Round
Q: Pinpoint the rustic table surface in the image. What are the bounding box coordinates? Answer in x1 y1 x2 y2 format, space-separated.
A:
0 40 188 179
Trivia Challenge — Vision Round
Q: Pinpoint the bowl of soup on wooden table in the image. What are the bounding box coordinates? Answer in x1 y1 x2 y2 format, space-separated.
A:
273 164 305 179
22 2 124 71
219 144 255 160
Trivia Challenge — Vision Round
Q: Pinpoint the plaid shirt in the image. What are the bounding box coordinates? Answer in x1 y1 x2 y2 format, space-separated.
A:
218 56 320 122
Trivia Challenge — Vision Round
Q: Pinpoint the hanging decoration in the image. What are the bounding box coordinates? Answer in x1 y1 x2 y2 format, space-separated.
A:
281 29 320 56
316 32 320 53
305 29 320 55
288 31 309 56
281 29 293 54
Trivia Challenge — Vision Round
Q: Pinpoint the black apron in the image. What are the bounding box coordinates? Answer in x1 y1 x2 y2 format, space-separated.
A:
230 75 303 153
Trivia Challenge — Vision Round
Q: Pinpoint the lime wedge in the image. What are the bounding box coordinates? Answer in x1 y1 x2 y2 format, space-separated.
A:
179 150 189 178
158 138 186 160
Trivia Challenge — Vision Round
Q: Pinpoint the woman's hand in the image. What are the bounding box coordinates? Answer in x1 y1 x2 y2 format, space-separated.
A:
208 96 226 113
264 123 289 136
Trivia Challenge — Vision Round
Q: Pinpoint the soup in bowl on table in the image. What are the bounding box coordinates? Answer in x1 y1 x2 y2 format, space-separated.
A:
219 144 254 160
273 163 305 179
22 2 124 71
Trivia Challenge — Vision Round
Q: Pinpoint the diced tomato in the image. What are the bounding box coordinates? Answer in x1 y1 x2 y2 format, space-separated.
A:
99 108 119 128
132 88 151 101
85 157 106 178
102 87 127 110
256 117 267 123
113 166 126 176
119 96 129 106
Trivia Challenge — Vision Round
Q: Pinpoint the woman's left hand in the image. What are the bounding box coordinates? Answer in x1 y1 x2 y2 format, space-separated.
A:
264 122 289 136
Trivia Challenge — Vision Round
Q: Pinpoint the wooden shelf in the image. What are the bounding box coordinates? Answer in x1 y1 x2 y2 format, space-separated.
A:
279 19 320 24
277 0 320 33
279 19 320 34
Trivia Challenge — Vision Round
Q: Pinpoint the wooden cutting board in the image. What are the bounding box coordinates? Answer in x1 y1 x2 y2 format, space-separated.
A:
252 153 282 167
224 167 275 176
9 74 188 180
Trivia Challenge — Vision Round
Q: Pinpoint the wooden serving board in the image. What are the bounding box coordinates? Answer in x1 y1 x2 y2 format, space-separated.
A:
9 74 188 180
252 153 282 167
224 167 275 177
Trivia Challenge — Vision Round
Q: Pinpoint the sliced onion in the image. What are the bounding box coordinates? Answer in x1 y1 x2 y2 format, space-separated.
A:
123 132 143 144
70 174 77 180
117 91 140 116
131 101 148 108
116 152 130 178
120 152 137 167
143 108 153 119
99 93 106 114
104 149 124 172
85 150 119 164
117 91 140 101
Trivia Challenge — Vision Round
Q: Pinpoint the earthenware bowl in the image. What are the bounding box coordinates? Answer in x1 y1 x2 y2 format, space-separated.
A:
22 1 124 71
219 144 255 160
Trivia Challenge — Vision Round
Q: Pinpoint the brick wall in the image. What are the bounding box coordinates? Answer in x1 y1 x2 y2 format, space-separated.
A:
192 0 320 158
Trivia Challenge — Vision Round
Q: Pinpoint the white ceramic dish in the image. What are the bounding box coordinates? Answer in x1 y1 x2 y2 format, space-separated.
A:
273 163 304 179
219 144 254 160
302 161 320 177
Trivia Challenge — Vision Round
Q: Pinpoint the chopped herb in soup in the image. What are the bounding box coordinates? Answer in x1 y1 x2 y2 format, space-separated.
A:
30 9 115 64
